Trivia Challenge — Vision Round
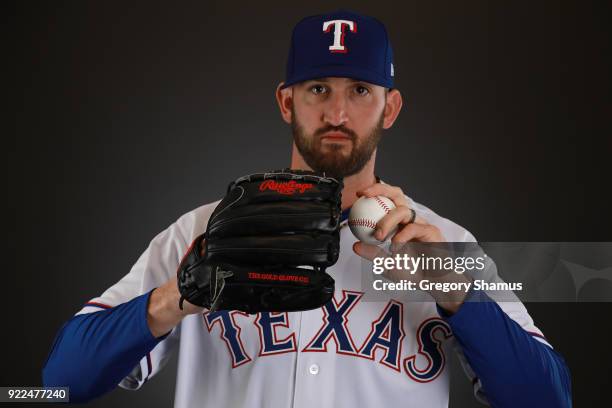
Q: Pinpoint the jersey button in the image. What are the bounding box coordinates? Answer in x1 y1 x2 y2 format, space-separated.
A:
309 364 319 375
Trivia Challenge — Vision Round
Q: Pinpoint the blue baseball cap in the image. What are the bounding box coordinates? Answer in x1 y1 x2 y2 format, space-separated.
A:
281 10 395 89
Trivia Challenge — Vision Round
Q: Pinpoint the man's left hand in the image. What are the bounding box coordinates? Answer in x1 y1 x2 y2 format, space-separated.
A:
352 183 470 314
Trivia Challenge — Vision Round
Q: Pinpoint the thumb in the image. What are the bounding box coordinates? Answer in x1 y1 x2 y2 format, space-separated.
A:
353 241 388 261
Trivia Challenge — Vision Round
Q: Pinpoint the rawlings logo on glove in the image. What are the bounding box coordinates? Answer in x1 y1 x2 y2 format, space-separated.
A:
259 179 314 194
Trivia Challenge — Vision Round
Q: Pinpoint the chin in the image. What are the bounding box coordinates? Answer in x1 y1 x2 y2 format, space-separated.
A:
318 144 352 156
318 153 351 166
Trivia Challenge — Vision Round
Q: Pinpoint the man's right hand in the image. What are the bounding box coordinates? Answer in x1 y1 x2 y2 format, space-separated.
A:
147 276 206 338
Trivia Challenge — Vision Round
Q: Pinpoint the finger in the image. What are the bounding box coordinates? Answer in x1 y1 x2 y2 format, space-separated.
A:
355 182 377 197
391 223 441 246
413 214 428 225
353 241 389 261
375 206 413 240
357 184 409 207
354 242 406 285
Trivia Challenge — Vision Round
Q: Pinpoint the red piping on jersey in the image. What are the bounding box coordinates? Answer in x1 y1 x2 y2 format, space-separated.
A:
527 331 548 341
84 301 112 309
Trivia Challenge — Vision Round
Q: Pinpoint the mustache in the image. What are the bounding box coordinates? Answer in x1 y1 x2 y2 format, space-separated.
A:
314 125 357 140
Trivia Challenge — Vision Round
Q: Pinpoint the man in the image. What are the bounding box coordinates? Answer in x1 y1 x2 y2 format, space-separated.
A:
43 10 571 407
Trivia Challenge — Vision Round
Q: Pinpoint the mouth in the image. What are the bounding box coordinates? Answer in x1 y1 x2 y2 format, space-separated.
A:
321 131 352 141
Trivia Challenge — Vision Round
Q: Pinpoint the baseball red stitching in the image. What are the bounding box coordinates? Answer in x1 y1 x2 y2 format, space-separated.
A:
374 197 392 214
348 218 377 230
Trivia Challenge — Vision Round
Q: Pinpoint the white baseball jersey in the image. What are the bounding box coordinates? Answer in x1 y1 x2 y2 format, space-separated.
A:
76 197 549 408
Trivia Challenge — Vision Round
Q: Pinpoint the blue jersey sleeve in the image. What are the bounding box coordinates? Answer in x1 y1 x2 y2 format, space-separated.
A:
42 290 167 403
439 290 572 407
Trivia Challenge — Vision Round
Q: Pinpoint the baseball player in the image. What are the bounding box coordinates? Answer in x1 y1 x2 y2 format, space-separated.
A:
43 10 572 407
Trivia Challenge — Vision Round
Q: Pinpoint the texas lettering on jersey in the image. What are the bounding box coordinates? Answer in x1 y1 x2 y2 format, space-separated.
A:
204 290 451 383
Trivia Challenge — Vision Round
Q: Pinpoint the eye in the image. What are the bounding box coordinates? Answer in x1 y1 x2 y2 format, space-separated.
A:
354 85 370 96
310 84 327 95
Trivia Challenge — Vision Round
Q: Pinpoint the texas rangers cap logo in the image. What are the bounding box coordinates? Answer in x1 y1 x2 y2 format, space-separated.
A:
322 19 357 53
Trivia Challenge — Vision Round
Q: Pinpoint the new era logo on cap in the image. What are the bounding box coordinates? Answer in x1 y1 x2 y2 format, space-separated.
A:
282 10 395 89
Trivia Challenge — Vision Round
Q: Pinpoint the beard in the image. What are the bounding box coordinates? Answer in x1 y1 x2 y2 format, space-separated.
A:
291 107 384 178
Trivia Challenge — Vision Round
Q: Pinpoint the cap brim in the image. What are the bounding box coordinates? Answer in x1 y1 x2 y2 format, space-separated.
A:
281 65 393 89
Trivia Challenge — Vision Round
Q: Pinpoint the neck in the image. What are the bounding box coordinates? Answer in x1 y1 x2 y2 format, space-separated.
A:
290 143 378 210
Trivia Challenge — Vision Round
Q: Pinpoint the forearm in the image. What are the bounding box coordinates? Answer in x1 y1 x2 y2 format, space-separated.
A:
147 278 190 337
439 291 572 407
42 291 165 403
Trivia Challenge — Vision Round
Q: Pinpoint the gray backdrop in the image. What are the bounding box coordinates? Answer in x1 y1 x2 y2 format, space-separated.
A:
8 0 610 406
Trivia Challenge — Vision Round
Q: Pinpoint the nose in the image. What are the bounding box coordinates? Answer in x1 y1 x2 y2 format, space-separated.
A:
323 92 348 127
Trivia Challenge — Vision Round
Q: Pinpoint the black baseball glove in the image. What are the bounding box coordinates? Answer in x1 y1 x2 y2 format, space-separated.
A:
177 169 343 314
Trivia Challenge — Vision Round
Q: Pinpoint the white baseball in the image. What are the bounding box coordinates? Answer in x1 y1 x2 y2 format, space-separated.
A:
348 196 397 245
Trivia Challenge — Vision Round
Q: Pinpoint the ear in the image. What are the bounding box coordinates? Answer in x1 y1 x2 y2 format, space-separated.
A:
275 82 293 124
382 89 403 130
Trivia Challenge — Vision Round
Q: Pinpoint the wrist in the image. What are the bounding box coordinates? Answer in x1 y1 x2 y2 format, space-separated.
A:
436 298 465 315
428 272 472 315
147 280 185 338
